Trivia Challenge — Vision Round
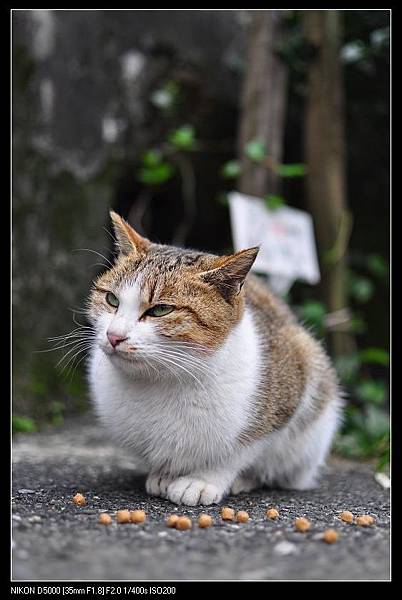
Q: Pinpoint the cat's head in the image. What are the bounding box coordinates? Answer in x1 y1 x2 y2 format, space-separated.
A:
87 211 258 378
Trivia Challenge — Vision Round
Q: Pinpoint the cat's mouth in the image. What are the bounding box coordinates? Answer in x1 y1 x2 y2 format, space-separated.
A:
110 349 138 361
102 345 139 361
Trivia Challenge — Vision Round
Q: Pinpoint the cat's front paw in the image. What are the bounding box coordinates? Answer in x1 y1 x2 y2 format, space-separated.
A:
146 472 173 498
166 477 224 506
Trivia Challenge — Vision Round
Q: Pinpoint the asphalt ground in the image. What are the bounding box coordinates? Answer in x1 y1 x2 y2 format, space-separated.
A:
12 415 390 581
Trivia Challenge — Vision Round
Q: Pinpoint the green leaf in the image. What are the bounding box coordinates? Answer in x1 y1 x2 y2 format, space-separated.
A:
334 353 361 382
376 438 390 473
150 81 180 110
245 139 266 162
141 150 163 168
168 125 195 150
333 432 366 459
300 300 326 329
221 160 241 179
137 163 175 185
12 416 37 433
367 254 389 279
216 193 229 207
264 194 286 210
355 379 386 406
278 163 307 177
350 275 374 303
365 405 389 439
350 313 367 334
359 347 389 366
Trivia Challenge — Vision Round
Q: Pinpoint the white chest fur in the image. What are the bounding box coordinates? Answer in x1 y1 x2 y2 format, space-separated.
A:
88 309 261 475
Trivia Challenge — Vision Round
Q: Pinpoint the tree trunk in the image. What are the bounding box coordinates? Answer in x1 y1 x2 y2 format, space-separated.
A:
238 10 288 197
304 10 355 357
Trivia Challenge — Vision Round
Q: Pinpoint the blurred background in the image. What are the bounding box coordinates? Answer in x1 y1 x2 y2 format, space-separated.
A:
12 10 390 471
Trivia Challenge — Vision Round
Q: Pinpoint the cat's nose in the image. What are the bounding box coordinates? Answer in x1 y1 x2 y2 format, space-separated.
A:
107 331 128 348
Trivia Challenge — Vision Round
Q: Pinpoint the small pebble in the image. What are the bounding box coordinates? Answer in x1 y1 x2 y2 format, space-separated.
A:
116 510 131 524
295 517 311 532
176 516 192 530
266 508 279 520
72 493 86 506
27 516 41 523
198 514 213 528
236 510 249 523
130 509 146 524
374 472 390 489
221 507 235 521
323 528 339 544
98 513 112 525
274 541 298 556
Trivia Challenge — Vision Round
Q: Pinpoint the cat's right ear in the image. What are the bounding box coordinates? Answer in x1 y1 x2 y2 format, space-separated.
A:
109 211 151 255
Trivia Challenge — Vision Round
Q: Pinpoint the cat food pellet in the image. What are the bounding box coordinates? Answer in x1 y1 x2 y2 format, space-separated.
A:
295 517 311 532
98 513 112 525
176 516 192 530
116 510 131 524
323 529 339 544
198 514 213 528
356 515 374 526
266 508 279 520
130 509 146 524
221 507 235 521
340 511 354 523
72 493 86 506
236 511 249 523
166 514 179 528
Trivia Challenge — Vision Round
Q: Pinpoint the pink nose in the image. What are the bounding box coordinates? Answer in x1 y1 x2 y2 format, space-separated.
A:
107 332 127 348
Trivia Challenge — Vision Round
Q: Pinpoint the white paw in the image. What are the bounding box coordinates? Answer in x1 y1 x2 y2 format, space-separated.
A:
230 474 258 495
166 477 224 506
146 473 172 498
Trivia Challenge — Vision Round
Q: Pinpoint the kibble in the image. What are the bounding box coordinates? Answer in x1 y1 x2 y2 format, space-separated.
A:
166 514 179 528
130 509 146 524
221 507 235 521
236 510 249 523
72 493 86 506
198 514 213 528
295 517 311 532
266 508 279 520
98 513 112 525
116 509 131 524
356 515 374 526
175 516 192 530
323 528 339 544
340 511 354 523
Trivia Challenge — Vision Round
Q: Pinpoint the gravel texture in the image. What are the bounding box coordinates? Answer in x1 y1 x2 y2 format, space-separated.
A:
12 415 390 581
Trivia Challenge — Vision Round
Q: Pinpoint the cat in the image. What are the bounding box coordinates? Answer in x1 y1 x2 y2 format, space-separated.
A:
87 211 343 506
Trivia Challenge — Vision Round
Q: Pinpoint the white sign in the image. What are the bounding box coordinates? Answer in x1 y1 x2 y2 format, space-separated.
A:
228 191 320 292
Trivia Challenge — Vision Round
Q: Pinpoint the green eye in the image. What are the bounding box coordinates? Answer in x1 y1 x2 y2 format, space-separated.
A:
106 292 119 308
146 304 175 318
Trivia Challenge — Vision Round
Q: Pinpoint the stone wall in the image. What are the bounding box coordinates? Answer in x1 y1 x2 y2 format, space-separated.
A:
12 9 247 419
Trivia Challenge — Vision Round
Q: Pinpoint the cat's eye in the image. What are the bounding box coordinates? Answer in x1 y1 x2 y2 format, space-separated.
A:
145 304 175 318
106 292 119 308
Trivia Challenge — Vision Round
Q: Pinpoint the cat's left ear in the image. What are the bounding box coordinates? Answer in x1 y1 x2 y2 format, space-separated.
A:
109 211 151 255
200 247 259 302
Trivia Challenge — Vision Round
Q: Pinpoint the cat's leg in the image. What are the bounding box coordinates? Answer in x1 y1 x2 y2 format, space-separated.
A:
230 469 260 495
259 400 342 491
145 471 175 498
165 467 239 506
164 442 269 505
